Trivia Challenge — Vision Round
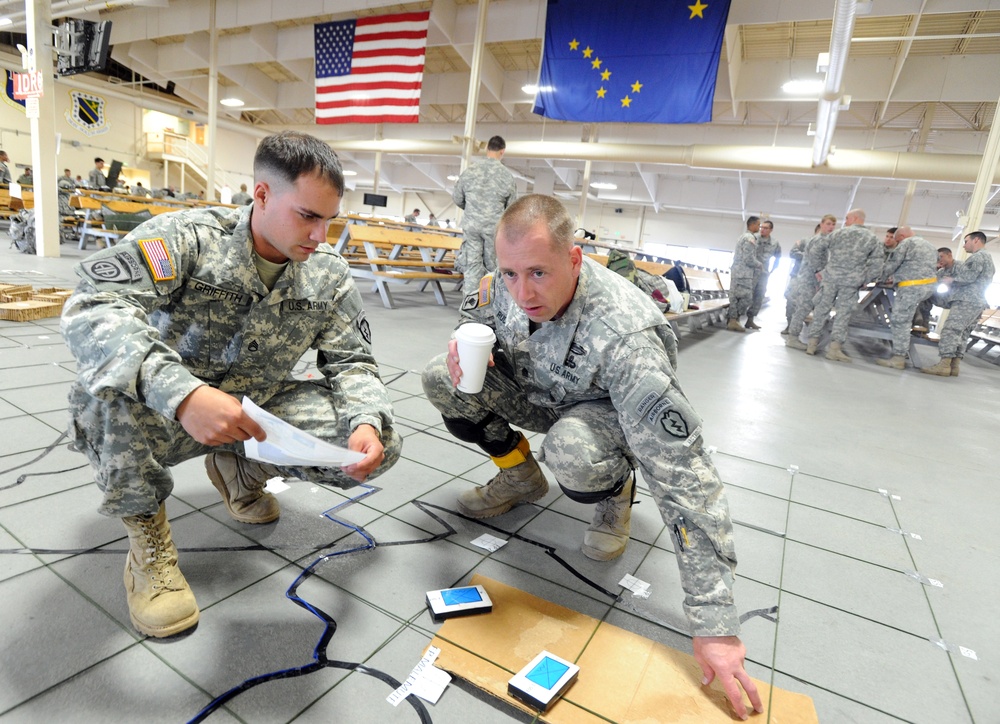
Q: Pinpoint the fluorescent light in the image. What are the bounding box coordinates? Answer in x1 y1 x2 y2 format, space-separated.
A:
522 84 537 94
590 181 617 190
447 174 459 181
782 79 824 95
342 170 357 176
220 97 244 107
0 18 12 27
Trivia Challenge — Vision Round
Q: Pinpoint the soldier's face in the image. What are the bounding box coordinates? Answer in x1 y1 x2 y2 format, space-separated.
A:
760 224 772 237
496 222 582 323
820 218 836 234
937 252 951 269
250 172 341 263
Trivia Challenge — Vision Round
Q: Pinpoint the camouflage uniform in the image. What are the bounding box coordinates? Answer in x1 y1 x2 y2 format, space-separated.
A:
452 158 517 297
879 236 937 356
727 231 761 320
749 234 781 316
786 233 829 336
423 258 741 637
784 239 806 324
230 191 252 205
807 224 881 344
0 161 10 185
937 247 996 358
61 205 400 518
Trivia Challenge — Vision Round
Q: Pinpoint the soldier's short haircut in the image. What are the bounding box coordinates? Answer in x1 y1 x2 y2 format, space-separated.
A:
821 214 837 224
938 247 953 255
487 135 506 152
746 215 760 228
762 220 773 229
498 194 573 251
254 131 344 195
887 226 897 235
814 224 821 233
965 231 988 245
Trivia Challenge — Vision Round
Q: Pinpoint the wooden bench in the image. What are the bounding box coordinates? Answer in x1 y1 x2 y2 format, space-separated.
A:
70 195 180 249
967 308 1000 363
336 224 463 309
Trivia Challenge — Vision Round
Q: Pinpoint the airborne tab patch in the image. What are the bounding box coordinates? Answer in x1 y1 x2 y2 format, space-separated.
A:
137 238 176 282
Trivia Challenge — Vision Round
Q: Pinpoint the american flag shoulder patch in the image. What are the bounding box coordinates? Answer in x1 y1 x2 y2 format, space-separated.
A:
137 238 176 282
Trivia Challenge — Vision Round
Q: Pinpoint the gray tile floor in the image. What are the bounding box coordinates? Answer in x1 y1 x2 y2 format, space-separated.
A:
0 239 997 723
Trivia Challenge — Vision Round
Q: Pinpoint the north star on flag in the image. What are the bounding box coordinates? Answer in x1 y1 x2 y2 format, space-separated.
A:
314 11 430 125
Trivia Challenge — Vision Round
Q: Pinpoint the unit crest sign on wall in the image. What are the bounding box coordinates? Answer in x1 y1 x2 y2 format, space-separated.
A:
66 90 109 135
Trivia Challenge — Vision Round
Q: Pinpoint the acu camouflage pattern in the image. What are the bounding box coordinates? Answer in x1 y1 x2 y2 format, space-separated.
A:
807 224 881 343
429 258 741 637
937 247 996 357
452 157 517 296
62 205 399 517
728 231 761 319
749 233 781 316
880 236 937 356
786 233 830 335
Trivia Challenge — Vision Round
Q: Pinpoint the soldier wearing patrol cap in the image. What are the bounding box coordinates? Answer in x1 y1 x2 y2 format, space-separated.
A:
61 131 400 639
422 194 762 721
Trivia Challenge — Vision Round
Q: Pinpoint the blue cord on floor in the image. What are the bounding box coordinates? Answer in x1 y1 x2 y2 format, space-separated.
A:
186 483 432 724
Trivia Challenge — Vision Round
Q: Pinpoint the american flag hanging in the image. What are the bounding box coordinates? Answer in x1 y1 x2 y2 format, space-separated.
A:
314 11 430 125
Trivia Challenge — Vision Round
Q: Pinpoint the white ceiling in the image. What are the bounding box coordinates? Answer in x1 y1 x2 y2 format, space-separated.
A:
6 0 1000 235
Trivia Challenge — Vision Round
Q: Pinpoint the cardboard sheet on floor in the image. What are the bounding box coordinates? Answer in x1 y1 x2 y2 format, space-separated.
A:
429 575 818 723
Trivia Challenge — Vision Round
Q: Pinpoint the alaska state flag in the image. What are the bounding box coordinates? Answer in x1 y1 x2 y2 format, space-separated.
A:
533 0 731 124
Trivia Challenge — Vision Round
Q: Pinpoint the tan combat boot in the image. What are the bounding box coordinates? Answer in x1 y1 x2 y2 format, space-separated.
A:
122 503 199 638
805 338 819 355
205 452 281 524
457 434 548 518
582 472 635 562
785 334 808 351
921 358 953 377
877 355 906 369
950 358 961 376
727 319 746 333
825 341 852 363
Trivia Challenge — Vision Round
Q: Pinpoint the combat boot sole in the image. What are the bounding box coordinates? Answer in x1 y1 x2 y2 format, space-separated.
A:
126 554 200 638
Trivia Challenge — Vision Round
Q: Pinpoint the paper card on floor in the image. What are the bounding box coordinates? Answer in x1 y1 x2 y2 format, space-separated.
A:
470 533 508 552
430 574 818 723
242 396 364 467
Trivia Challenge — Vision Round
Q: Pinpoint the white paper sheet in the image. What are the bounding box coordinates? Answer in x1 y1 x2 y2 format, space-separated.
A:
241 397 365 467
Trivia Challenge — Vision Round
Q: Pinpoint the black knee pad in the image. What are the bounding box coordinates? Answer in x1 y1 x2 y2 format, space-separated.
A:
558 473 626 504
442 415 519 457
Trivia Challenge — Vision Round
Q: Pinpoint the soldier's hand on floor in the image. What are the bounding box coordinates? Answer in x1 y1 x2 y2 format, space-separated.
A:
693 635 764 720
341 424 384 482
176 385 266 446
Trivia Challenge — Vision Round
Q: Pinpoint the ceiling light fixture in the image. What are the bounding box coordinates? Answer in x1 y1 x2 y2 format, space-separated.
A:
0 18 12 27
447 174 459 181
342 170 357 176
590 181 617 190
522 84 537 94
220 97 245 107
782 79 824 95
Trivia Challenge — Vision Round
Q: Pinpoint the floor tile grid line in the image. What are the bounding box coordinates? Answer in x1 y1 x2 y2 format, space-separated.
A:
765 467 800 724
756 467 946 724
883 495 976 723
713 449 990 496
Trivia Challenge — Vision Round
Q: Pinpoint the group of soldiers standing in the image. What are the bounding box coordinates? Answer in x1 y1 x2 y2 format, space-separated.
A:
774 211 994 376
725 210 995 376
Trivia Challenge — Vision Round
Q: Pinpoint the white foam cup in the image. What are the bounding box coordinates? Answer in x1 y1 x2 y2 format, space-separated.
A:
454 323 496 393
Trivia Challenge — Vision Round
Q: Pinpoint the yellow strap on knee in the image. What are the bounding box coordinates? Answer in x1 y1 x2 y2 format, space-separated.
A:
490 433 531 469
